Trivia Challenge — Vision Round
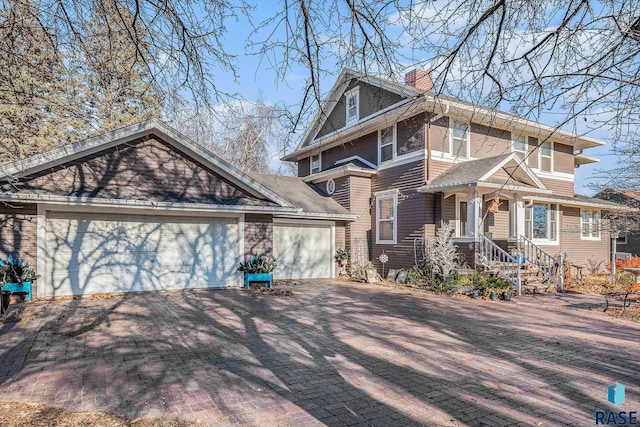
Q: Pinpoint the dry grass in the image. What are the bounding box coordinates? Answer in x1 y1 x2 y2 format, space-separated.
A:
565 272 640 323
0 401 202 427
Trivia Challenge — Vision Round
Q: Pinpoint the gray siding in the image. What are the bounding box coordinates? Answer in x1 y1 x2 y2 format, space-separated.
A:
244 214 273 258
320 132 378 171
397 113 426 156
371 160 428 271
316 80 404 140
3 137 268 205
484 198 510 239
533 206 610 269
0 204 38 296
298 157 310 177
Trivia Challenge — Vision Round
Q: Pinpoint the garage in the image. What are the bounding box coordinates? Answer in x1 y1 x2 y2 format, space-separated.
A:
44 212 241 297
273 220 334 279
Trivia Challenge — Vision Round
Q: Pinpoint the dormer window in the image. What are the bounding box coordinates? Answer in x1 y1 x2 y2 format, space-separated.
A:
513 135 527 162
345 86 359 124
379 125 396 164
311 154 321 174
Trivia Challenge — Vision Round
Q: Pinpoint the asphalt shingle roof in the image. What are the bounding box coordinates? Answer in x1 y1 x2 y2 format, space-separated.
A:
248 173 352 217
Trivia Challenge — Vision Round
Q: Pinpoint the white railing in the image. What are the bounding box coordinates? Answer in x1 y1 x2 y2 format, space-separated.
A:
517 235 564 291
478 234 522 294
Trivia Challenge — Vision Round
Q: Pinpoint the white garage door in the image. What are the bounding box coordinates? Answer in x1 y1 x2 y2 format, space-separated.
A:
44 212 241 297
273 221 334 279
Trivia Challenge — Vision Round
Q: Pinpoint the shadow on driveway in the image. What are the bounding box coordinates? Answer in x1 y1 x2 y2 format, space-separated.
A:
0 280 638 426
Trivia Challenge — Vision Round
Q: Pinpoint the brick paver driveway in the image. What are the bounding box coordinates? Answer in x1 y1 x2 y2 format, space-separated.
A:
1 280 638 426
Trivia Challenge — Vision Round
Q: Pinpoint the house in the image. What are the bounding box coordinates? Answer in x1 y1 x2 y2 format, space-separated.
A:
594 189 640 257
0 119 356 297
283 69 626 274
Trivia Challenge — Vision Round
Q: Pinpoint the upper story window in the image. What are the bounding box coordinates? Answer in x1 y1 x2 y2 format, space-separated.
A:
311 154 321 174
379 125 396 164
525 203 558 243
539 141 553 172
345 86 359 125
450 120 470 159
376 191 397 244
581 209 601 240
513 135 527 161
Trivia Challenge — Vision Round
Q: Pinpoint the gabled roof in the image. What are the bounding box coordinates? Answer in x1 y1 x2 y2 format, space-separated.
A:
283 70 607 162
283 69 422 160
0 119 295 208
417 153 549 195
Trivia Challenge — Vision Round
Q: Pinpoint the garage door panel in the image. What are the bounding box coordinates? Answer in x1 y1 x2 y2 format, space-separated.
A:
45 213 241 297
274 223 333 279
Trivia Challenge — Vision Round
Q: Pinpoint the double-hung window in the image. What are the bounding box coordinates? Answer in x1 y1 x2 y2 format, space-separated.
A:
450 120 469 159
345 87 359 124
581 210 601 239
379 125 396 163
311 154 321 174
539 141 553 172
525 203 558 242
376 192 397 244
513 135 527 161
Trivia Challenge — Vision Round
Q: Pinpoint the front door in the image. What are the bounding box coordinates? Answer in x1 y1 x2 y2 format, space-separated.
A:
456 197 468 237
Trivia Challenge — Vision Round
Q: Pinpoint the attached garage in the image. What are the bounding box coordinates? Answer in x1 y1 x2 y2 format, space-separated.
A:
273 220 334 279
0 120 355 297
44 212 241 297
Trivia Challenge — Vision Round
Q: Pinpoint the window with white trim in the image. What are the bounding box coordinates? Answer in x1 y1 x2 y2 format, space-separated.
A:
513 135 527 161
525 203 558 242
379 125 396 164
539 141 553 172
376 192 397 244
311 154 321 174
326 179 336 195
617 233 628 245
581 209 601 239
450 120 469 159
345 87 359 124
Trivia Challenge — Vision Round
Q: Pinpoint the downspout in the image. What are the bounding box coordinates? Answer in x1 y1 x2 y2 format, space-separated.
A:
426 121 432 183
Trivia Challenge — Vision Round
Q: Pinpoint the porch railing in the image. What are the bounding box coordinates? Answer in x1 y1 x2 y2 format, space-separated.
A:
517 235 564 291
478 234 521 294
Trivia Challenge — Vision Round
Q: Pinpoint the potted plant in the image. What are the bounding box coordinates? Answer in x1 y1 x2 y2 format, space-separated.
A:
0 255 39 313
238 255 277 288
335 249 349 266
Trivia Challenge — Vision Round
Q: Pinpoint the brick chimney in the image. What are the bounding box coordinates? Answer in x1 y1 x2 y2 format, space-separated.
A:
405 69 433 92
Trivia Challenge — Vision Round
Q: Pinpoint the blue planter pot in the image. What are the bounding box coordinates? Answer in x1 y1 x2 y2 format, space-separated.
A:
244 273 272 289
2 281 32 301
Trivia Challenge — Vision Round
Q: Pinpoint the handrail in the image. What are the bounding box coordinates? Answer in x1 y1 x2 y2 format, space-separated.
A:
517 235 563 291
478 234 521 294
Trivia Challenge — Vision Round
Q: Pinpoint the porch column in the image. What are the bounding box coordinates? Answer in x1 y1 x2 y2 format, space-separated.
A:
467 191 482 238
514 195 525 238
